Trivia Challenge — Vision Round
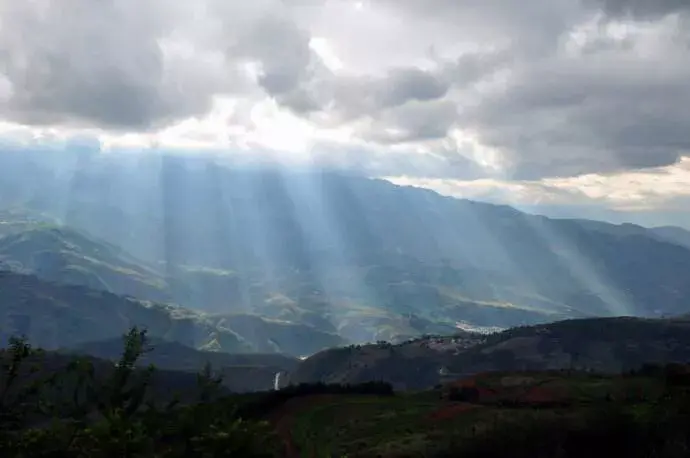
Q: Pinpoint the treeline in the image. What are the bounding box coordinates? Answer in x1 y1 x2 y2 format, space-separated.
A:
437 364 690 457
236 380 394 419
628 362 690 385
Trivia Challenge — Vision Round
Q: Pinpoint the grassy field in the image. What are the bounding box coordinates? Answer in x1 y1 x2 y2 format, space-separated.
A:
265 371 687 457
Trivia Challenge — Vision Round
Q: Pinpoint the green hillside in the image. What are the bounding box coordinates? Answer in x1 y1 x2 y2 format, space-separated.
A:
0 226 170 302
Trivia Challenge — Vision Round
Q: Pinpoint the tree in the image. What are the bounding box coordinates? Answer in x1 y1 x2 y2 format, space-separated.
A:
0 327 277 457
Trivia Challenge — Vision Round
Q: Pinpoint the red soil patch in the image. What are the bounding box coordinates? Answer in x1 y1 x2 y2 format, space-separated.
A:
443 376 498 400
523 386 559 403
429 403 478 421
444 375 572 406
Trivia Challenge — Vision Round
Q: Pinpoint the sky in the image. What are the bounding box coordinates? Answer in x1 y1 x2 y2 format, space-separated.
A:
0 0 689 227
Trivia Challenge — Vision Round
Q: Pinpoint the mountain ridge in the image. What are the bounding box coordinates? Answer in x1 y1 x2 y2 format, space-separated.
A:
0 270 343 357
3 154 690 343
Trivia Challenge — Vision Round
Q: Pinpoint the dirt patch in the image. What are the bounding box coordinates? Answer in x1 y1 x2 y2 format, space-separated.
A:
501 375 536 387
521 385 566 404
429 403 478 421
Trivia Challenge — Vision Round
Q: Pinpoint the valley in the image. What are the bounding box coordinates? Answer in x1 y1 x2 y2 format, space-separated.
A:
2 158 690 456
2 155 690 353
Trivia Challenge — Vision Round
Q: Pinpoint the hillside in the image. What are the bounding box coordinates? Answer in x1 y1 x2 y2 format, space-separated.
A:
2 153 690 340
63 337 299 392
651 226 690 250
261 370 690 457
0 271 341 357
290 316 690 390
0 226 171 302
1 347 232 404
0 270 248 352
0 211 569 347
0 209 57 237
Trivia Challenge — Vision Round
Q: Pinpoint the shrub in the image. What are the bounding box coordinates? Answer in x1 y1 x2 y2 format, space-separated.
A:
0 328 278 457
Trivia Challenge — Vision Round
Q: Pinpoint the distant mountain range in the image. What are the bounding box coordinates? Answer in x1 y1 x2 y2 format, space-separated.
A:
2 150 690 355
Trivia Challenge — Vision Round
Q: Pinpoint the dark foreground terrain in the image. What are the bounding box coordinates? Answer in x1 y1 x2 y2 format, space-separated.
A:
3 327 690 457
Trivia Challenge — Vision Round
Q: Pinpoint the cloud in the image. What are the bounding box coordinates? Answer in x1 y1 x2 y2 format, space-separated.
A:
460 40 690 178
588 0 690 19
230 13 314 98
385 157 690 228
0 1 238 130
0 0 688 193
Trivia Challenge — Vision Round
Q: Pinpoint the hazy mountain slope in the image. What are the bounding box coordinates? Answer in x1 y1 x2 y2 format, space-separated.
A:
0 226 171 302
0 228 347 355
290 316 690 390
0 270 251 352
0 209 57 237
0 271 343 356
2 152 690 335
212 313 346 356
651 226 690 250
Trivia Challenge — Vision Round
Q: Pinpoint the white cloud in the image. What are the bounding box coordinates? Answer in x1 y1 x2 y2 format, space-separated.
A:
386 158 690 216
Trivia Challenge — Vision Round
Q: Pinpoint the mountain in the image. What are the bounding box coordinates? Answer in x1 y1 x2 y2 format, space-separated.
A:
2 151 690 341
63 337 299 392
0 209 56 237
64 336 298 372
210 313 349 357
1 347 235 405
0 226 171 302
650 226 690 250
0 269 247 352
0 271 342 356
290 316 690 390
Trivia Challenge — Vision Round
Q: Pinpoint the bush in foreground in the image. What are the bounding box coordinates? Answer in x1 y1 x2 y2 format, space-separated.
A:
0 328 277 457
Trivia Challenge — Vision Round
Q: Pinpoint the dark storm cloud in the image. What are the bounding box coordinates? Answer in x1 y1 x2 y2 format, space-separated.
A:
0 0 234 130
459 52 690 179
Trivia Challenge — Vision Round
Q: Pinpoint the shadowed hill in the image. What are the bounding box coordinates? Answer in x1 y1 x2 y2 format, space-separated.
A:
0 347 232 402
63 337 299 392
290 316 690 390
0 271 342 357
0 270 250 352
64 336 298 372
